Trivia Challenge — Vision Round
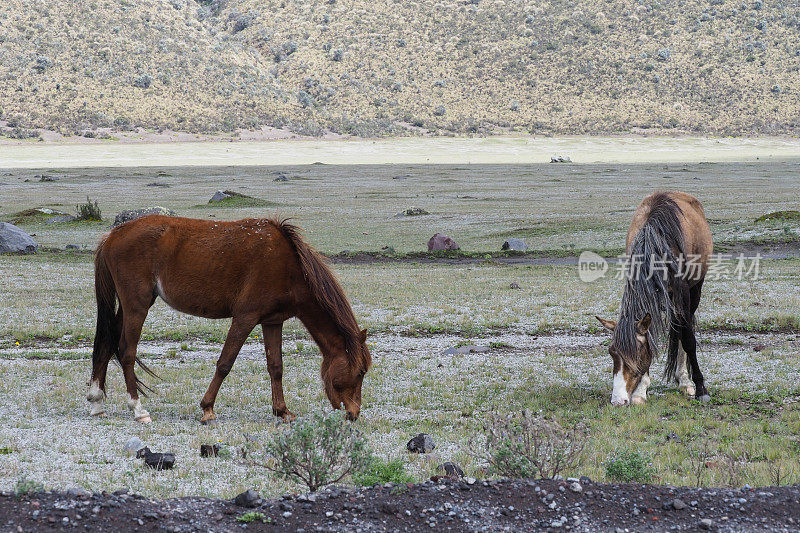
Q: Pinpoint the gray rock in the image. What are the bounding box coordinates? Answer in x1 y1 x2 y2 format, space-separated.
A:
396 207 429 217
113 207 175 227
427 233 459 251
509 282 521 289
66 487 91 498
407 433 435 453
123 436 146 456
672 498 687 510
65 244 80 250
437 462 464 478
699 518 713 530
550 155 572 163
433 105 446 116
502 238 528 251
209 190 232 202
0 223 38 254
234 489 260 507
569 482 583 493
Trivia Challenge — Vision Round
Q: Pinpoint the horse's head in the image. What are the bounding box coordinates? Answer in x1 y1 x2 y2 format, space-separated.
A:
596 314 652 406
321 328 371 420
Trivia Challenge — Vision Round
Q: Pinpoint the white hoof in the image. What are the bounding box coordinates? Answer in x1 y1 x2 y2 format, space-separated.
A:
135 415 152 423
610 397 629 407
680 384 696 397
631 395 647 406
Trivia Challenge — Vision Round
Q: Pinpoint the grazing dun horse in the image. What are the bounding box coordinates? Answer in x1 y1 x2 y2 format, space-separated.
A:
87 216 371 423
596 191 712 406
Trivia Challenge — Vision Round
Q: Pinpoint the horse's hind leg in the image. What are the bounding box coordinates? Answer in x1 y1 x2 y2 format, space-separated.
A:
119 308 151 422
199 315 257 424
262 323 295 421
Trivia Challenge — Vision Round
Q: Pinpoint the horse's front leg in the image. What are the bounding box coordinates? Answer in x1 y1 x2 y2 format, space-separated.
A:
262 323 295 421
199 316 257 424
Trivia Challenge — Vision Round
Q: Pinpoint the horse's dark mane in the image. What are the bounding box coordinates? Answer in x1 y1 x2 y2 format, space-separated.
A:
615 192 687 376
273 218 371 372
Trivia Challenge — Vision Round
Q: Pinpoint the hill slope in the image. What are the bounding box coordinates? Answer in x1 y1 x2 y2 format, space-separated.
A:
1 0 799 137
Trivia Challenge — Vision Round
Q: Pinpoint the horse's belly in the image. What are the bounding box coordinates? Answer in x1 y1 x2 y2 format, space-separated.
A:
155 278 231 319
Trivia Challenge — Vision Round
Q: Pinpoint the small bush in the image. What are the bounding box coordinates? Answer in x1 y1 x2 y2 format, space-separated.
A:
14 477 44 497
478 411 586 479
75 197 102 221
352 457 414 486
257 410 370 492
605 450 655 483
236 512 268 523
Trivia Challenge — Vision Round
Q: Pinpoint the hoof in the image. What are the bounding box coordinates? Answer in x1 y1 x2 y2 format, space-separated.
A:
679 384 696 397
136 415 152 423
631 395 647 406
201 418 218 426
91 411 107 418
697 394 712 404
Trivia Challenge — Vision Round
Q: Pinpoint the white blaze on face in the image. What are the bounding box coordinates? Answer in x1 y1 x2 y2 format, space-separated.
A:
87 380 105 416
632 373 651 405
611 370 630 406
127 395 151 422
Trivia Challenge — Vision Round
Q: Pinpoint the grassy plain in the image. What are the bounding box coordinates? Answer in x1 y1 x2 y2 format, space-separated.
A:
0 161 799 497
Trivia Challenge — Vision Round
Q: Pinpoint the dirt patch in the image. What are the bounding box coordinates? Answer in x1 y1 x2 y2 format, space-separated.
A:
3 479 798 532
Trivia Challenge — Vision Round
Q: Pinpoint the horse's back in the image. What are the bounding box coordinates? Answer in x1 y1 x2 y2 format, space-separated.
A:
627 191 713 279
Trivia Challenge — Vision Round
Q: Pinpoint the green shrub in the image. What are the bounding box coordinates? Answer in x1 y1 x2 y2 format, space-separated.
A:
236 512 269 523
352 457 414 486
75 197 101 221
258 410 370 492
605 450 655 483
14 477 44 497
479 411 586 479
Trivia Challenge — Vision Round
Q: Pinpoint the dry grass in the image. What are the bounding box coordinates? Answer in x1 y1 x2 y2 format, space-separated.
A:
1 0 799 136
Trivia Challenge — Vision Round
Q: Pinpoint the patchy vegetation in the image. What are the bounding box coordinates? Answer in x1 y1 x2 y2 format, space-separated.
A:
1 0 799 136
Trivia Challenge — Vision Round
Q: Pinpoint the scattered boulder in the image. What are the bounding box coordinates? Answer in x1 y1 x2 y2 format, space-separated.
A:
136 447 175 470
209 190 232 202
234 489 260 507
502 238 528 251
123 436 146 456
427 233 459 251
550 155 572 163
396 207 429 217
200 444 220 458
672 498 687 510
437 462 464 478
65 244 80 250
569 482 583 493
113 207 175 227
37 174 59 182
0 223 38 254
407 433 436 453
699 518 714 530
509 282 521 290
273 173 289 182
66 487 91 498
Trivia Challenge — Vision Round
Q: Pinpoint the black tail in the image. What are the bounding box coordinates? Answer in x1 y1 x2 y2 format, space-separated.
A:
92 237 157 395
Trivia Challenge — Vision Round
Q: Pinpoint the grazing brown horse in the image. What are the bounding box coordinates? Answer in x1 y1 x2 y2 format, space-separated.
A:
596 191 712 406
87 216 371 423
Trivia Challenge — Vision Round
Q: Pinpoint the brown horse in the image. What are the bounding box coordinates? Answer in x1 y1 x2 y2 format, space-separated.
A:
596 191 712 406
87 215 371 423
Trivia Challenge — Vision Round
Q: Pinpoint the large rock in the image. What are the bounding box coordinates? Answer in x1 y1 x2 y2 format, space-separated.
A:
407 433 436 453
502 238 528 251
427 233 459 251
113 207 175 227
0 223 38 254
210 190 232 202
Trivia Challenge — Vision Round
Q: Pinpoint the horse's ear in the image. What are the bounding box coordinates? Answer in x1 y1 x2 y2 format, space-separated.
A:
359 328 367 343
636 314 652 335
595 316 616 332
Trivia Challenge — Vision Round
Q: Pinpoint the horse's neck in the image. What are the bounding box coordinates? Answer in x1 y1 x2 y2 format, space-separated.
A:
296 301 346 358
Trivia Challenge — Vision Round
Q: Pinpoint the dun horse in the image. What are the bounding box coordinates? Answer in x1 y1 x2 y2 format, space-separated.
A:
596 191 712 406
87 216 371 423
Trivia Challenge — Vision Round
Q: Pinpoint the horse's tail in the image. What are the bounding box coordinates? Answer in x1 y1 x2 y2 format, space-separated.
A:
272 218 371 372
92 236 156 394
92 236 121 383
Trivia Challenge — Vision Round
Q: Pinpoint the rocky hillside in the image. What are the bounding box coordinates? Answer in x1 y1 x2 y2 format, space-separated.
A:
1 0 799 137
